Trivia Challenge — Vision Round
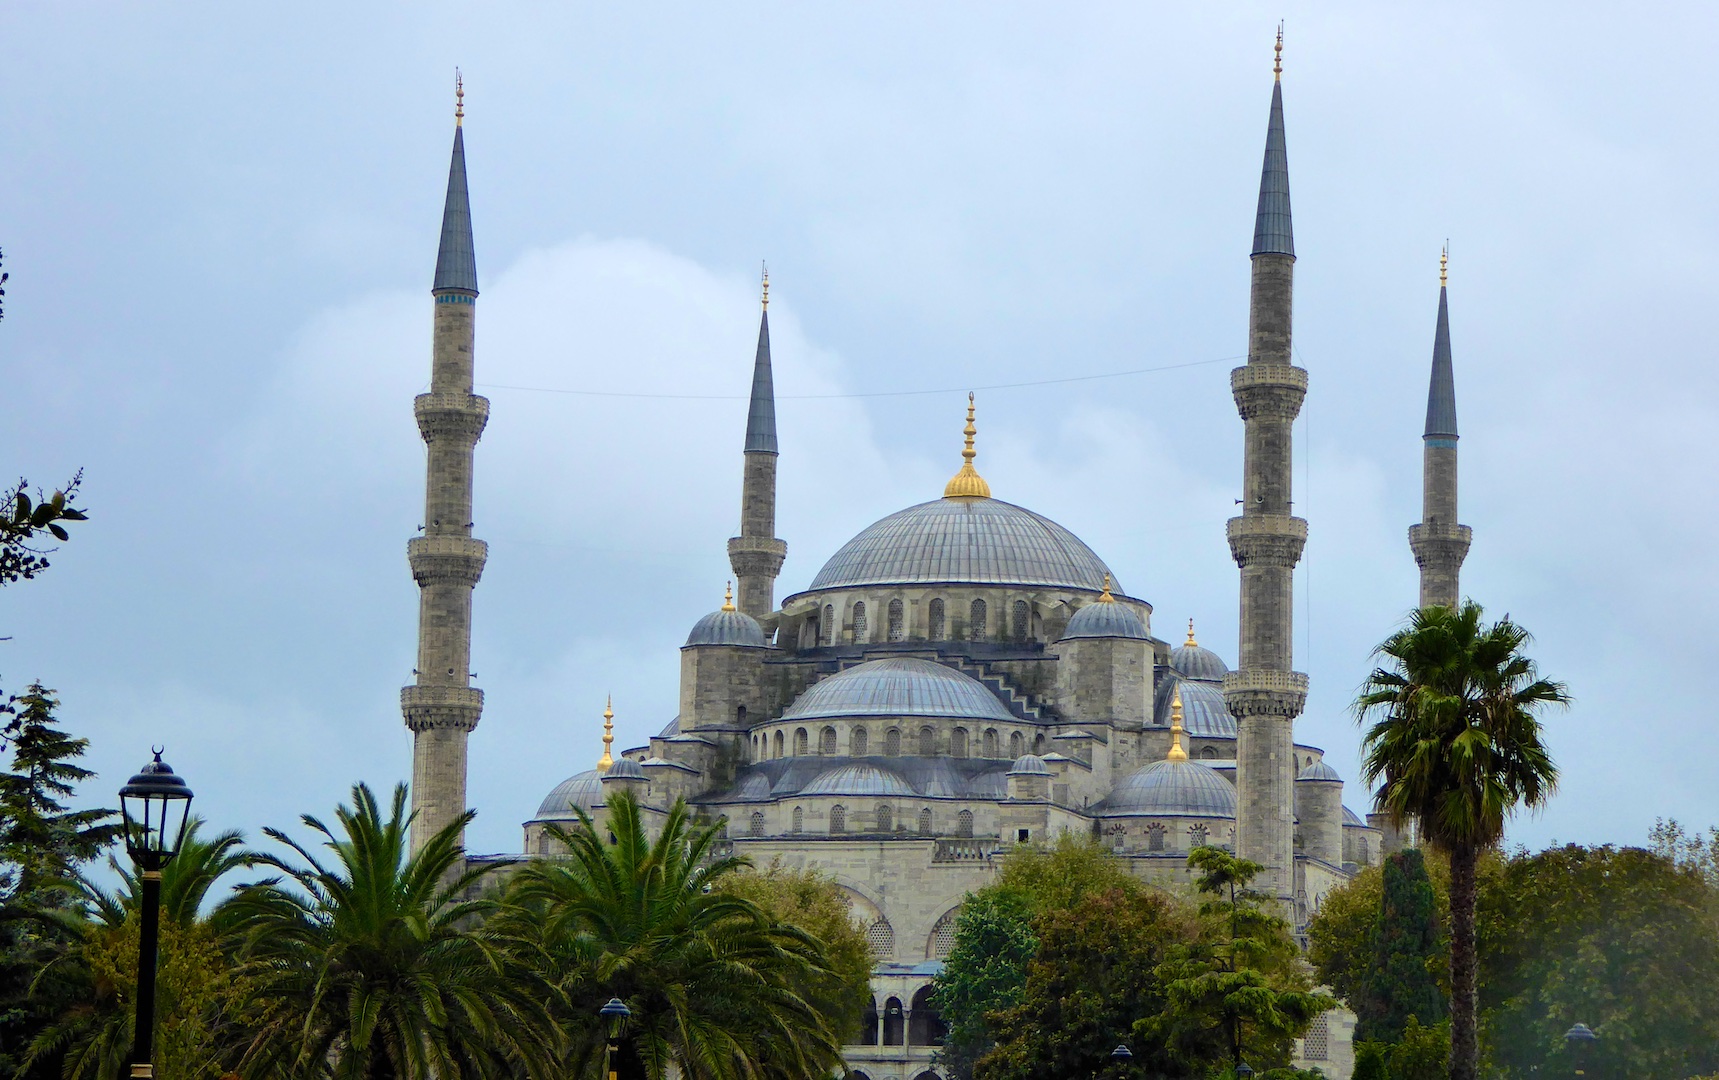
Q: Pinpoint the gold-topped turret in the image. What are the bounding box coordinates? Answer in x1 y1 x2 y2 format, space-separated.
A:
1167 687 1189 762
597 696 615 773
942 392 992 499
455 69 464 126
1185 618 1198 647
722 581 736 612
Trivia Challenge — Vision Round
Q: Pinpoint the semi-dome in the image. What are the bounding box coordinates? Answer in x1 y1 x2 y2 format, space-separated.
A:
1343 806 1367 827
603 758 646 780
1059 587 1148 641
802 763 918 798
805 497 1119 593
1008 754 1050 776
1170 621 1230 682
535 770 602 818
1297 759 1342 782
781 657 1016 723
685 587 769 647
1102 760 1238 817
1155 676 1236 739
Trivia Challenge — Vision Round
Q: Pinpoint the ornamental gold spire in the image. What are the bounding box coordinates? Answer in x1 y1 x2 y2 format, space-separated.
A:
942 392 992 499
1273 23 1283 80
1185 618 1198 647
1098 574 1115 603
1440 243 1448 288
455 69 464 126
722 581 736 612
597 696 615 773
761 263 769 310
1167 687 1189 762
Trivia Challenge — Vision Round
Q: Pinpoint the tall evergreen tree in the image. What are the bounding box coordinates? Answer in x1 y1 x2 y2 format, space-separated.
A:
1356 848 1446 1042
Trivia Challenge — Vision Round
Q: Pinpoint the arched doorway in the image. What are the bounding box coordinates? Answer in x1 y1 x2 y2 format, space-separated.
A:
909 985 946 1047
882 997 905 1045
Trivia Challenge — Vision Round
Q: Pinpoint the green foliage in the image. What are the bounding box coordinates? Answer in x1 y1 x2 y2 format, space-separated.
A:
1353 1042 1390 1080
1475 843 1719 1079
0 474 87 589
501 791 843 1080
1651 818 1719 892
932 889 1038 1080
992 832 1141 912
1356 849 1445 1042
232 783 556 1079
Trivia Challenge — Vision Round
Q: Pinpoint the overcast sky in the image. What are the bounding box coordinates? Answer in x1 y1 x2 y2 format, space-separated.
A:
4 4 1715 858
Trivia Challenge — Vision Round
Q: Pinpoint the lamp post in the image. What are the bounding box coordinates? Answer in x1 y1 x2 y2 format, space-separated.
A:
1235 1065 1254 1080
600 997 631 1080
118 750 194 1080
1564 1023 1597 1078
1109 1044 1132 1077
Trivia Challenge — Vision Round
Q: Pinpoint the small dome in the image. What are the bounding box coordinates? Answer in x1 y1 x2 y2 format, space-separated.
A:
802 763 918 798
1155 676 1236 739
1298 759 1342 782
1059 595 1148 642
685 606 768 648
603 758 646 780
1008 754 1050 776
781 657 1016 723
535 770 602 818
1102 760 1237 817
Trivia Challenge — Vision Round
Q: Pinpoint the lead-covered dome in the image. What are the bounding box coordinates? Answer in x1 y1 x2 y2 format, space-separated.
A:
1155 676 1236 739
1102 760 1237 817
1170 621 1230 682
535 770 602 818
781 657 1016 723
1060 597 1148 641
803 763 918 798
685 608 768 648
806 497 1119 593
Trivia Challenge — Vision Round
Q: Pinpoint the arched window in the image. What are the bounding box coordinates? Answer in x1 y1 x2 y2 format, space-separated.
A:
929 597 946 639
957 809 974 837
773 731 784 758
866 920 896 961
1189 823 1209 849
852 602 867 642
882 997 906 1045
969 598 988 640
876 804 893 832
1033 732 1046 754
982 728 998 758
952 728 969 758
887 598 905 641
1010 731 1024 757
749 812 765 837
919 807 933 834
919 726 936 757
537 832 551 856
823 604 835 646
1200 745 1219 760
794 728 809 756
1147 823 1166 851
791 806 803 833
1012 599 1029 642
851 726 868 756
736 704 747 725
929 909 960 959
820 726 837 755
830 805 847 833
885 727 902 756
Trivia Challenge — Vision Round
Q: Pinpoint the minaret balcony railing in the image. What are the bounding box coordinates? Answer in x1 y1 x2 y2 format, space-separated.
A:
1221 669 1309 718
1230 363 1308 421
1407 522 1473 545
414 393 490 443
408 535 489 587
401 684 484 732
1225 515 1308 567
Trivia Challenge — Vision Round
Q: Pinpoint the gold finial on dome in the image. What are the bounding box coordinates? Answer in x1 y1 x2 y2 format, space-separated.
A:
761 262 769 310
1440 243 1448 288
1274 23 1284 80
722 581 736 612
1098 574 1115 603
943 392 992 499
455 69 464 126
597 695 615 773
1167 687 1189 762
1185 618 1198 647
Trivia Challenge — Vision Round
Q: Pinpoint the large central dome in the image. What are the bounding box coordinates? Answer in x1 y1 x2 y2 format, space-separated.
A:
807 497 1119 593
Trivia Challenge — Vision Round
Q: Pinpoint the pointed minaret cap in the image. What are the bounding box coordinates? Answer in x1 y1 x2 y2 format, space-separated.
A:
1167 688 1189 762
597 696 615 774
432 71 478 295
1425 245 1458 439
744 263 778 453
943 393 993 498
1251 28 1295 259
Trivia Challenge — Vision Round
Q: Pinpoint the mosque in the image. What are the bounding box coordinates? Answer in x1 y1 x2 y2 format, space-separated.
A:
397 44 1468 1080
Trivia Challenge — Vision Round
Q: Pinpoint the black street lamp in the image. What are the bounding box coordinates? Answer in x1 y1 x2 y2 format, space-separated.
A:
117 750 193 1079
1235 1065 1254 1080
600 997 632 1080
1109 1044 1132 1076
1565 1022 1598 1078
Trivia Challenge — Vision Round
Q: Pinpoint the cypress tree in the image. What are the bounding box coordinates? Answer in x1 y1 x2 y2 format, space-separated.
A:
1355 848 1446 1043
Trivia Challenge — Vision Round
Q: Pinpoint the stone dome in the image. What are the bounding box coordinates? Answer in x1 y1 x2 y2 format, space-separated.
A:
685 608 769 648
1297 759 1342 782
1008 754 1051 776
604 758 646 780
1170 627 1230 682
1102 760 1238 817
780 657 1016 723
1059 598 1148 641
1155 676 1236 739
1343 806 1367 827
802 763 918 798
535 770 602 818
806 497 1119 593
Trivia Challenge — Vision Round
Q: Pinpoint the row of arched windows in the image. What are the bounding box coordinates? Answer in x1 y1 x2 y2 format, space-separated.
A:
1108 821 1223 851
808 595 1040 645
753 724 1046 761
771 804 974 837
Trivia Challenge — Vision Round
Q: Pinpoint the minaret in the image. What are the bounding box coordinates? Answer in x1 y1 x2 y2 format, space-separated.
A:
402 73 489 855
727 268 788 620
1224 29 1308 911
1408 249 1471 609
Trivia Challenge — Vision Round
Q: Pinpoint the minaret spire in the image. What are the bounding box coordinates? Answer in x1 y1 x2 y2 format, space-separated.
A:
403 80 490 855
1409 246 1472 609
1225 32 1309 914
728 264 788 620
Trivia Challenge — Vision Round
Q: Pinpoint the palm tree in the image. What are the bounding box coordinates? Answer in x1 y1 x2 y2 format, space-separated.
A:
1355 602 1568 1080
230 782 557 1080
501 791 845 1080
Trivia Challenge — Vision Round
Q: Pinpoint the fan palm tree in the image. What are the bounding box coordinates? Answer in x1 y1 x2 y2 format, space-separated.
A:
500 791 845 1080
230 782 557 1080
1355 602 1568 1080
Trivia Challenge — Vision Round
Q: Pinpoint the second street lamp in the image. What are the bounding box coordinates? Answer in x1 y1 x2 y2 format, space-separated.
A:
600 997 632 1080
118 750 194 1080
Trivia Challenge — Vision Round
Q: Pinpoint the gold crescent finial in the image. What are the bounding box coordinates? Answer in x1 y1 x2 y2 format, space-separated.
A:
942 392 992 498
1274 24 1284 79
761 262 769 310
1185 618 1198 647
597 695 615 773
722 581 736 612
1098 574 1115 603
1440 243 1448 288
1167 687 1189 762
455 69 464 126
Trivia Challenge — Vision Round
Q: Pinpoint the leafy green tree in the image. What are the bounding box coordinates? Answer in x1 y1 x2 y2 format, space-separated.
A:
1142 847 1331 1074
1356 602 1568 1080
1355 848 1446 1043
0 473 87 591
232 783 557 1080
501 791 843 1080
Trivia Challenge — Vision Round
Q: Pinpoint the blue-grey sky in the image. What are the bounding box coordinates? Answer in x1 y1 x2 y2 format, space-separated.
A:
4 4 1714 857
